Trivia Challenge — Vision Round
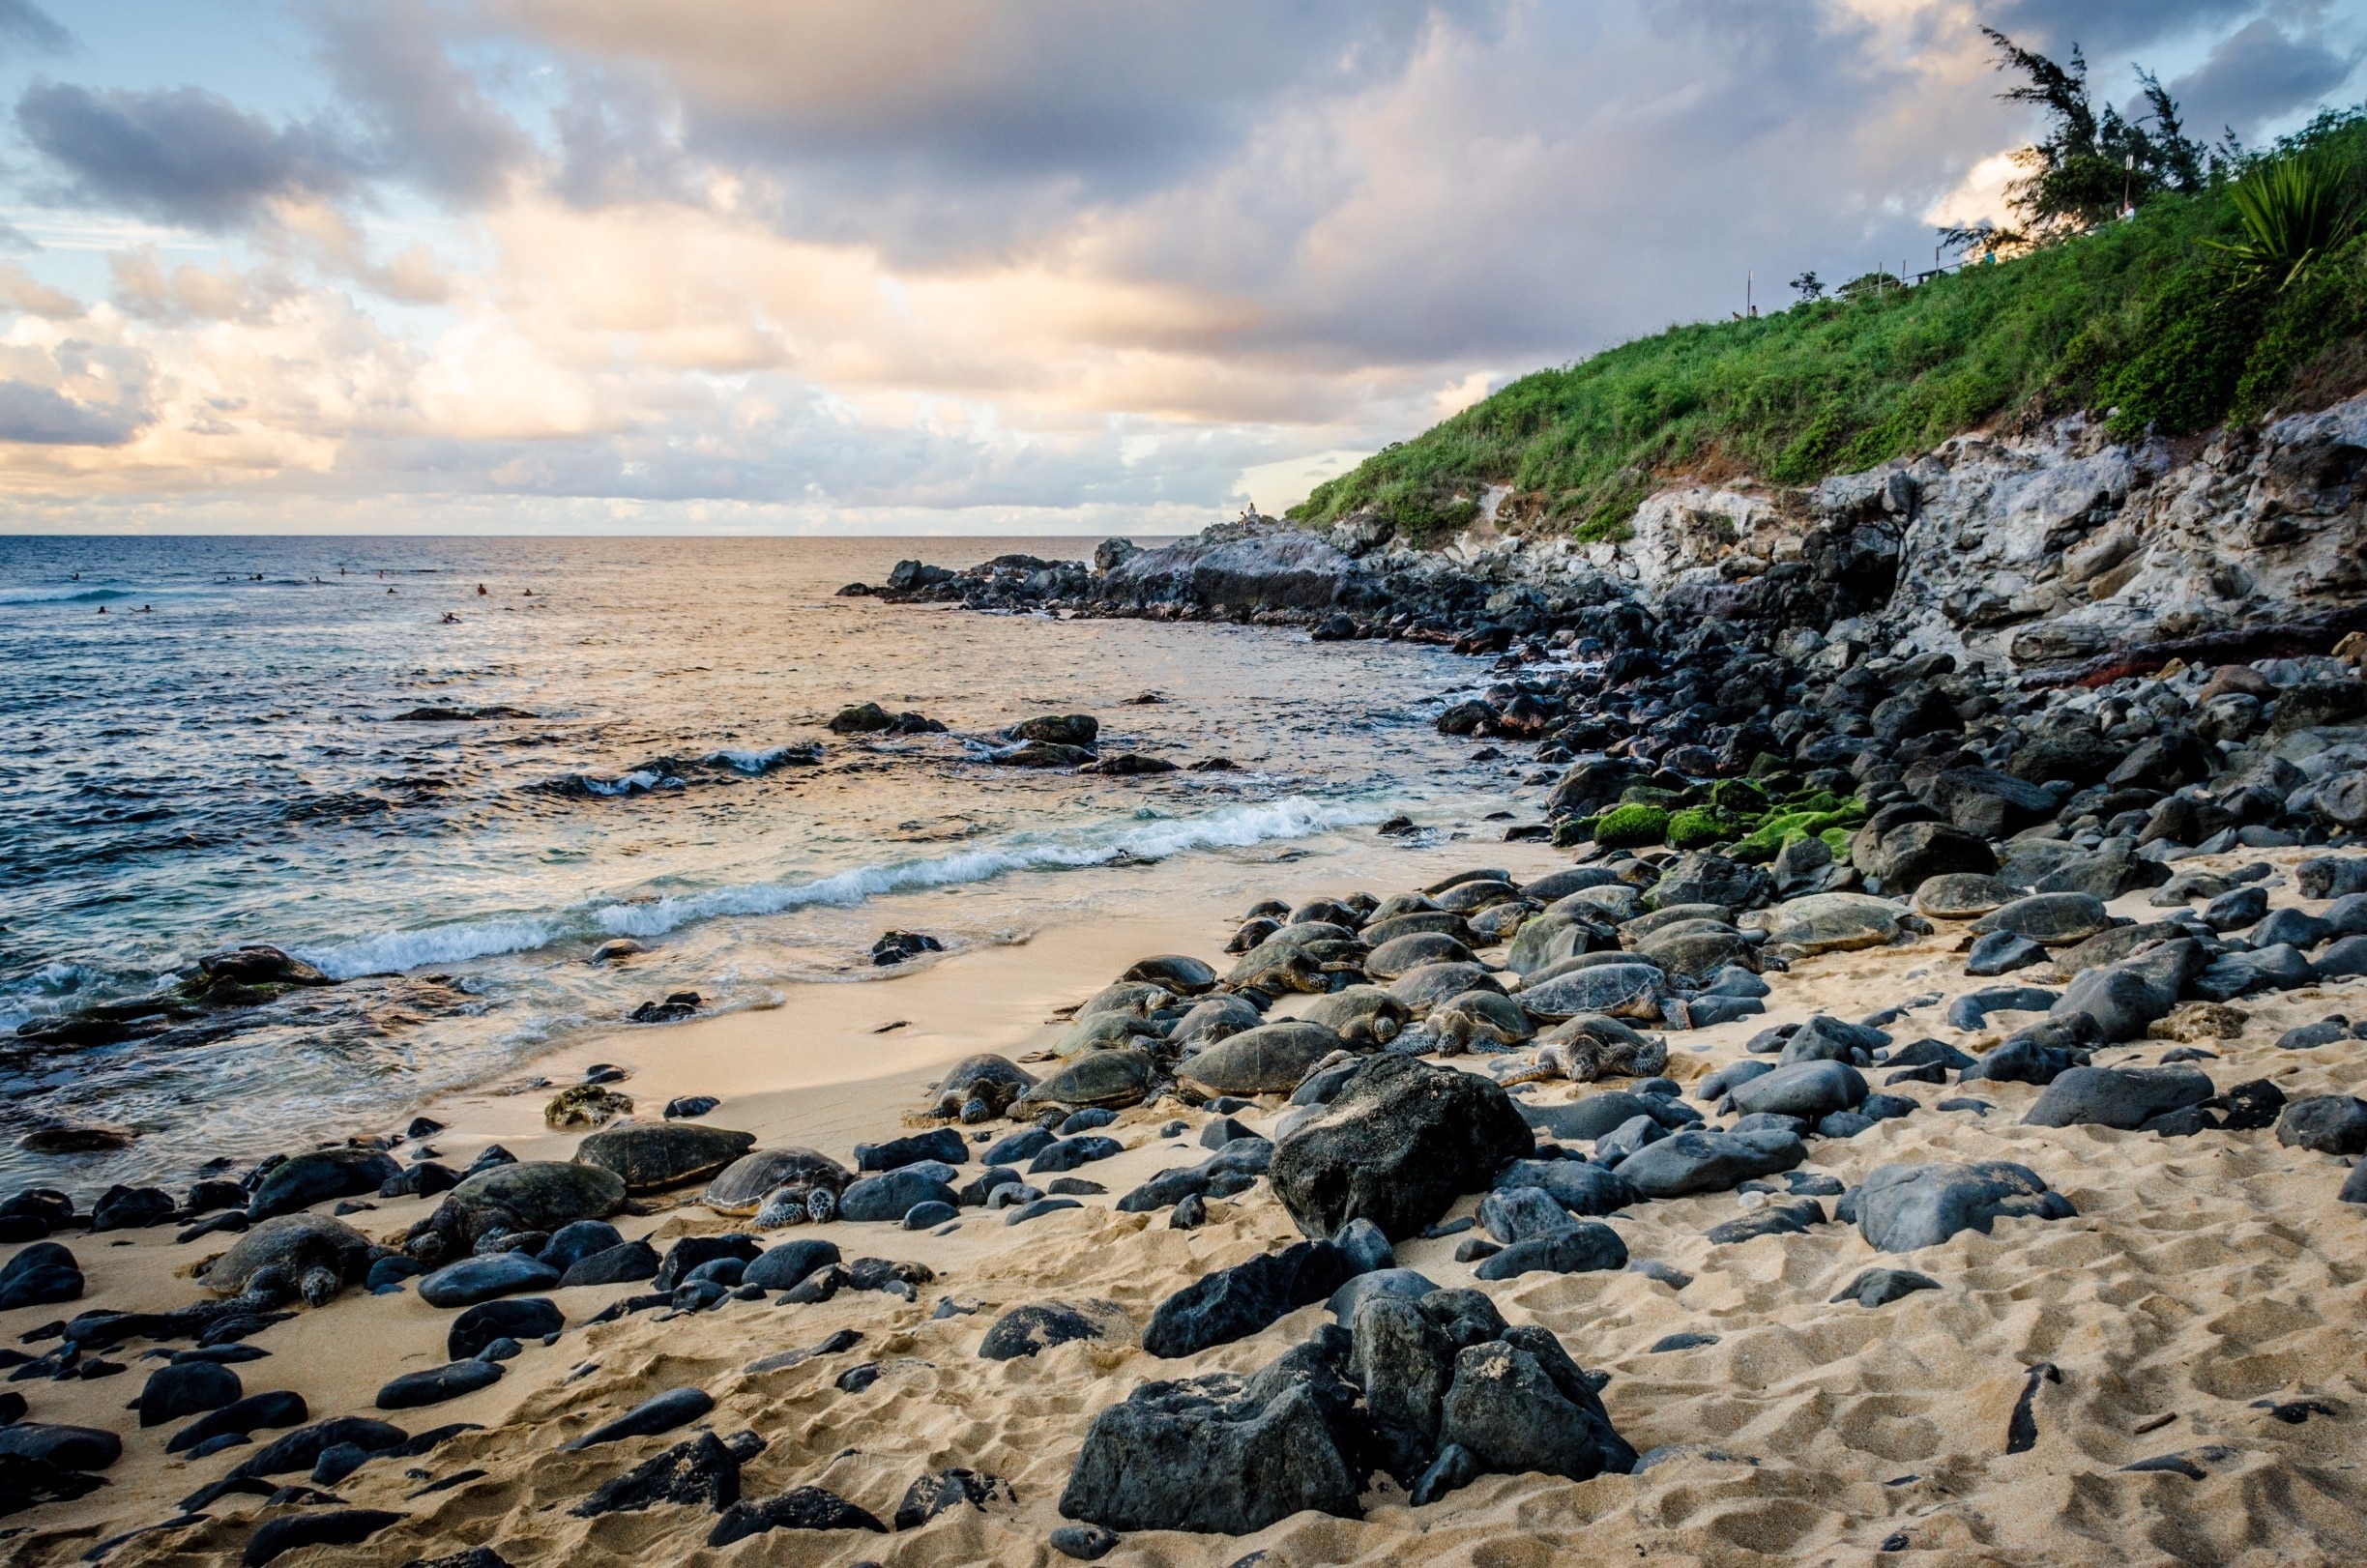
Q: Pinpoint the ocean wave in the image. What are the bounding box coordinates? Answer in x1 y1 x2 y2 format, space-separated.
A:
299 915 566 981
0 584 139 605
707 743 820 774
591 795 1384 940
289 794 1384 979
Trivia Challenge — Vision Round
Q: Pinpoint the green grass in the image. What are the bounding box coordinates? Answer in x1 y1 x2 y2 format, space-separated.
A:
1295 111 2367 543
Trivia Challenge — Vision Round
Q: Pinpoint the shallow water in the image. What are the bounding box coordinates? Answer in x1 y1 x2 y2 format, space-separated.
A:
0 536 1522 1188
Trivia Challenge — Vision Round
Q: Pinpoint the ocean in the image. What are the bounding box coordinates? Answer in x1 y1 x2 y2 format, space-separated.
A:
0 535 1523 1190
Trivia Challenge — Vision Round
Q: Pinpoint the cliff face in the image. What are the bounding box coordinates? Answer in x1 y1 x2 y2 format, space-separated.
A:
870 391 2367 680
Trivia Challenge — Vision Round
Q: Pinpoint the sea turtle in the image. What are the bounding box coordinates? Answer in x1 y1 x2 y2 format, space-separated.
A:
1619 904 1734 942
1505 912 1611 975
1366 892 1444 923
1053 1010 1162 1057
1386 961 1503 1018
1243 899 1291 920
402 1160 626 1265
1549 885 1642 923
1515 962 1665 1022
913 1054 1037 1123
1633 923 1753 981
1079 981 1173 1018
1258 921 1360 954
1288 899 1364 929
574 1122 755 1193
1971 892 2116 947
1467 900 1537 945
203 1212 375 1307
1914 874 2018 920
1176 1021 1349 1097
1360 911 1474 948
1226 917 1281 954
1425 990 1535 1055
1300 986 1408 1046
1491 1014 1668 1085
1169 994 1264 1051
1365 932 1477 979
545 1083 634 1130
1120 955 1218 996
1741 893 1905 954
1011 1047 1157 1117
703 1147 854 1225
1435 879 1520 915
1226 944 1330 996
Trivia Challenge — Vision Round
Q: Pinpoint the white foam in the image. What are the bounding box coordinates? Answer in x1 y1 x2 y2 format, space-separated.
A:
708 743 813 773
289 794 1384 978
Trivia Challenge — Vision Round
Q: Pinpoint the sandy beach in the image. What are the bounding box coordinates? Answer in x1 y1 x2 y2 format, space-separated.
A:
8 830 2367 1567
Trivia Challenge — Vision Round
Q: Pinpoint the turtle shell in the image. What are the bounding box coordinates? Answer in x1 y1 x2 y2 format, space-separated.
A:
933 1053 1036 1104
1300 986 1407 1045
573 1122 755 1193
1427 989 1535 1050
447 1160 627 1231
1386 961 1502 1017
206 1212 373 1297
703 1147 853 1215
1119 955 1217 995
1052 1010 1160 1057
1012 1047 1156 1114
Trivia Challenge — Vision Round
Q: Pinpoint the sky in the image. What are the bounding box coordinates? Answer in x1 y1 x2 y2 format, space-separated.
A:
0 1 2359 537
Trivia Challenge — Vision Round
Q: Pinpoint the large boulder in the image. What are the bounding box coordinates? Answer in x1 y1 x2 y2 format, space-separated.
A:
1612 1128 1805 1197
1142 1241 1360 1358
1728 1061 1868 1120
1059 1344 1365 1533
1853 822 1996 894
1645 854 1770 912
1855 1161 2074 1252
2022 1067 2214 1131
1096 524 1366 614
1269 1057 1532 1242
1434 1331 1635 1486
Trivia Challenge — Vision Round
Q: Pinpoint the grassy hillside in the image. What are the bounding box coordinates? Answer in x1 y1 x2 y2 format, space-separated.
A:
1295 109 2367 544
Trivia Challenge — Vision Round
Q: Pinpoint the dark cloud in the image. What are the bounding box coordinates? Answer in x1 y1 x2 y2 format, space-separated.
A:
15 82 355 228
0 379 145 445
2167 18 2361 137
0 0 67 55
314 0 530 204
1972 0 2259 62
550 67 701 209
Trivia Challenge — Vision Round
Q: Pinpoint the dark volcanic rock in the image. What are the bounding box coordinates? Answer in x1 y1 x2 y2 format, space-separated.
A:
1143 1242 1359 1357
248 1148 402 1220
1269 1056 1532 1242
571 1430 740 1517
2022 1067 2214 1130
1435 1331 1635 1487
1855 1161 2074 1252
242 1510 401 1567
979 1300 1125 1362
448 1297 563 1361
708 1486 885 1546
376 1359 505 1409
1613 1128 1806 1197
136 1358 243 1426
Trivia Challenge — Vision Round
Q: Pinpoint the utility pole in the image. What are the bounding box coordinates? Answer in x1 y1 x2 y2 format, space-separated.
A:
1746 271 1753 318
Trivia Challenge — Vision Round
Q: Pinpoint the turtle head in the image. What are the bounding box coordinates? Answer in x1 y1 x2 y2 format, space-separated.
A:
959 1094 993 1123
805 1186 837 1224
299 1265 340 1307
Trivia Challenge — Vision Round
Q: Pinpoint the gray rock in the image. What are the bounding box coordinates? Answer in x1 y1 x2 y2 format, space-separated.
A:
1854 1161 2074 1252
1613 1128 1806 1198
838 1169 960 1224
1435 1334 1635 1485
2022 1067 2214 1130
2274 1095 2367 1156
1966 931 2049 976
375 1359 504 1409
979 1299 1128 1361
1490 1158 1638 1217
1830 1268 1941 1307
417 1252 560 1309
1473 1225 1627 1280
1729 1061 1868 1121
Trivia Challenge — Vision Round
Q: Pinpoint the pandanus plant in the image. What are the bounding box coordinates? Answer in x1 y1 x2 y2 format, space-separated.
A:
2210 151 2362 291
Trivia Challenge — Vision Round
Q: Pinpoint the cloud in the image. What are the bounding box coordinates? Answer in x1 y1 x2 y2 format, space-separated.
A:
2168 17 2362 136
0 380 144 444
0 0 67 56
108 248 296 323
15 82 357 229
0 259 78 317
314 0 532 204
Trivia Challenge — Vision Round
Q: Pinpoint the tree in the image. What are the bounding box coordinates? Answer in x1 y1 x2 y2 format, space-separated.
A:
1973 29 2207 238
1789 271 1824 302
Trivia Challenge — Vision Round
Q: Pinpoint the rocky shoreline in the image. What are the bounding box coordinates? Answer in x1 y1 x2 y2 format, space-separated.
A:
3 399 2367 1563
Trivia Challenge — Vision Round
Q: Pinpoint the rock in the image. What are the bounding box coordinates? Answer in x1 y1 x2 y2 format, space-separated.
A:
1748 892 1907 953
1269 1057 1533 1241
980 1299 1131 1361
2023 1067 2214 1130
559 1240 659 1288
2194 944 2317 1001
1179 1022 1351 1096
1435 1334 1635 1487
242 1510 402 1567
565 1386 716 1451
0 1241 81 1311
1491 1158 1639 1217
654 1235 761 1291
449 1297 563 1360
163 1390 308 1455
893 1466 1014 1529
1705 1197 1826 1243
545 1080 636 1127
1645 853 1771 912
1143 1241 1359 1357
1058 1348 1363 1533
536 1220 624 1274
1613 1128 1806 1197
708 1486 886 1546
2032 845 2168 900
574 1123 755 1192
417 1252 561 1309
376 1359 505 1409
839 1169 960 1223
1854 822 1996 893
742 1238 840 1292
2052 964 2179 1042
1050 1524 1122 1560
1855 1161 2074 1252
0 1422 122 1469
1830 1268 1942 1308
246 1149 402 1220
2274 1095 2367 1155
1472 1225 1627 1280
1966 931 2049 975
1730 1061 1867 1120
1477 1186 1575 1244
136 1359 242 1426
1962 1020 2095 1086
570 1430 740 1517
